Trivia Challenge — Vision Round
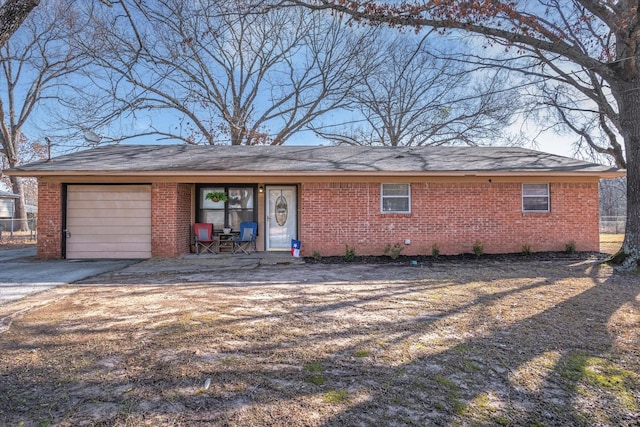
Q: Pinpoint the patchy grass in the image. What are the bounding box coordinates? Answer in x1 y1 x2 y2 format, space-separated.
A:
304 361 324 373
0 254 638 426
323 389 350 404
559 352 639 414
304 361 326 385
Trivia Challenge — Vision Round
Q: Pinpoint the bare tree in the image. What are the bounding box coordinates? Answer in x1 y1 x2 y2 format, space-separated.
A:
526 73 625 168
0 0 89 230
450 49 627 168
313 30 515 146
600 177 627 219
289 0 640 268
1 133 44 204
74 0 374 145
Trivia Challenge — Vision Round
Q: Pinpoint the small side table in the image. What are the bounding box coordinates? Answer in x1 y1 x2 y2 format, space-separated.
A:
217 233 237 253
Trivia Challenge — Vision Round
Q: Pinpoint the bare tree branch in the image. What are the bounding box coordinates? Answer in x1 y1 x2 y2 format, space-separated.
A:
312 31 516 147
73 0 372 145
1 0 89 229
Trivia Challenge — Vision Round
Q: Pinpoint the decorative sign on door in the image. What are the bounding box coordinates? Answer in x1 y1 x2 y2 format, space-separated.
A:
274 190 288 226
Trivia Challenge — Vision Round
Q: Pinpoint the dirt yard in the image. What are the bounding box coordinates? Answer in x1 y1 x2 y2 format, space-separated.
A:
600 233 625 255
0 230 37 250
0 249 638 426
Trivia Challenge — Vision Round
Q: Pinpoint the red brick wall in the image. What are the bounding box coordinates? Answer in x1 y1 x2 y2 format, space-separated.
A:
35 178 598 259
300 181 599 257
36 181 63 259
151 183 192 257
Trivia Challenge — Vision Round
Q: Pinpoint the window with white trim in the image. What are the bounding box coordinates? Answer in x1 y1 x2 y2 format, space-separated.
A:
522 183 550 212
381 183 411 213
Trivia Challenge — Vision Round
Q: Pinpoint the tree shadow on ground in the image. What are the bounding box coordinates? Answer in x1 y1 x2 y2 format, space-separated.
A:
0 258 638 426
318 263 639 426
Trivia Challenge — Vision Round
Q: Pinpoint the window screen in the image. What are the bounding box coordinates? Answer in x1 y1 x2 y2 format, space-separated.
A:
522 183 550 212
381 183 410 213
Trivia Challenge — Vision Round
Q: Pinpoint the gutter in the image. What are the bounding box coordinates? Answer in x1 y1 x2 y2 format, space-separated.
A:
4 169 626 179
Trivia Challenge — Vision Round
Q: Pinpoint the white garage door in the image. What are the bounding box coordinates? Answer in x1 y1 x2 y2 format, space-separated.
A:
66 185 151 259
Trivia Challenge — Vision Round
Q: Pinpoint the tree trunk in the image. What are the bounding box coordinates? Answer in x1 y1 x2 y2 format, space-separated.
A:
8 175 29 231
609 78 640 269
0 0 40 48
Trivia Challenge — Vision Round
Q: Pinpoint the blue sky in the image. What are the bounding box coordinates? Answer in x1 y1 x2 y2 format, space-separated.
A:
4 2 615 171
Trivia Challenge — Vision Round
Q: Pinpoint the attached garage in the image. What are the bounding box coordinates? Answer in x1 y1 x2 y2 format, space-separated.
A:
65 185 151 259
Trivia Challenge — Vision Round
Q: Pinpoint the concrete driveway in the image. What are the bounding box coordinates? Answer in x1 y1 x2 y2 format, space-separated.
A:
0 248 139 305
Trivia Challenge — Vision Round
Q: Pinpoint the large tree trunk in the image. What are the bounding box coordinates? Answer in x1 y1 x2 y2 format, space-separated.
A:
609 78 640 269
8 174 29 231
0 0 40 48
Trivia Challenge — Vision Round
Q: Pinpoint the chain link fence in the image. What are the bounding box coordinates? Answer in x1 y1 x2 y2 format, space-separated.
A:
600 216 626 234
0 218 37 242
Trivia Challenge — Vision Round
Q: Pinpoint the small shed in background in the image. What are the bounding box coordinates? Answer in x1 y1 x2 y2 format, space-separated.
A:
0 190 19 218
0 190 20 236
0 190 37 239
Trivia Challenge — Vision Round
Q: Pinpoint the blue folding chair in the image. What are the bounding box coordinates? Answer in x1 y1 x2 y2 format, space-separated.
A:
232 221 257 254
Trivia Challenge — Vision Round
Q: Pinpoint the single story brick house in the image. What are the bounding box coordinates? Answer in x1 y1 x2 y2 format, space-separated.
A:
6 144 623 259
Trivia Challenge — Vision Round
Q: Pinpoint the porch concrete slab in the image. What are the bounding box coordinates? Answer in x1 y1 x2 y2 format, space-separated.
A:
0 249 140 305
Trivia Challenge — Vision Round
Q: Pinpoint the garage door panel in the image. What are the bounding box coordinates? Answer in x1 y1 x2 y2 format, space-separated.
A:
67 184 151 193
67 200 152 211
67 192 151 202
67 209 151 225
67 231 151 244
66 217 151 227
69 225 151 236
66 185 152 259
73 251 151 259
67 242 152 252
66 213 150 224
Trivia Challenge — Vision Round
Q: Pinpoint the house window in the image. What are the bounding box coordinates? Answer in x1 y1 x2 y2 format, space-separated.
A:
198 185 256 230
381 183 410 213
522 183 550 212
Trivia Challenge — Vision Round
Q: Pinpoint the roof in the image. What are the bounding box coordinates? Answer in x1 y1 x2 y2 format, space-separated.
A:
5 144 624 178
0 190 19 199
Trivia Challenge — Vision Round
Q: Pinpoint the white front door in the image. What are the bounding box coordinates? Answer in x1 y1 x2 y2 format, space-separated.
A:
265 186 297 251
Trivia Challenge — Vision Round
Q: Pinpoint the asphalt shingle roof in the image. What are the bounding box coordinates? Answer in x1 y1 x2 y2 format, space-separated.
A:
7 144 623 176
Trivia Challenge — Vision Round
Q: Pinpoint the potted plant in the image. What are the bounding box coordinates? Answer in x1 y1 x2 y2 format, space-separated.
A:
205 191 228 203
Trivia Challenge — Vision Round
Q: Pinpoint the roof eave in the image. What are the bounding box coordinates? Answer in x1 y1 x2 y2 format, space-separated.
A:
5 169 626 178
